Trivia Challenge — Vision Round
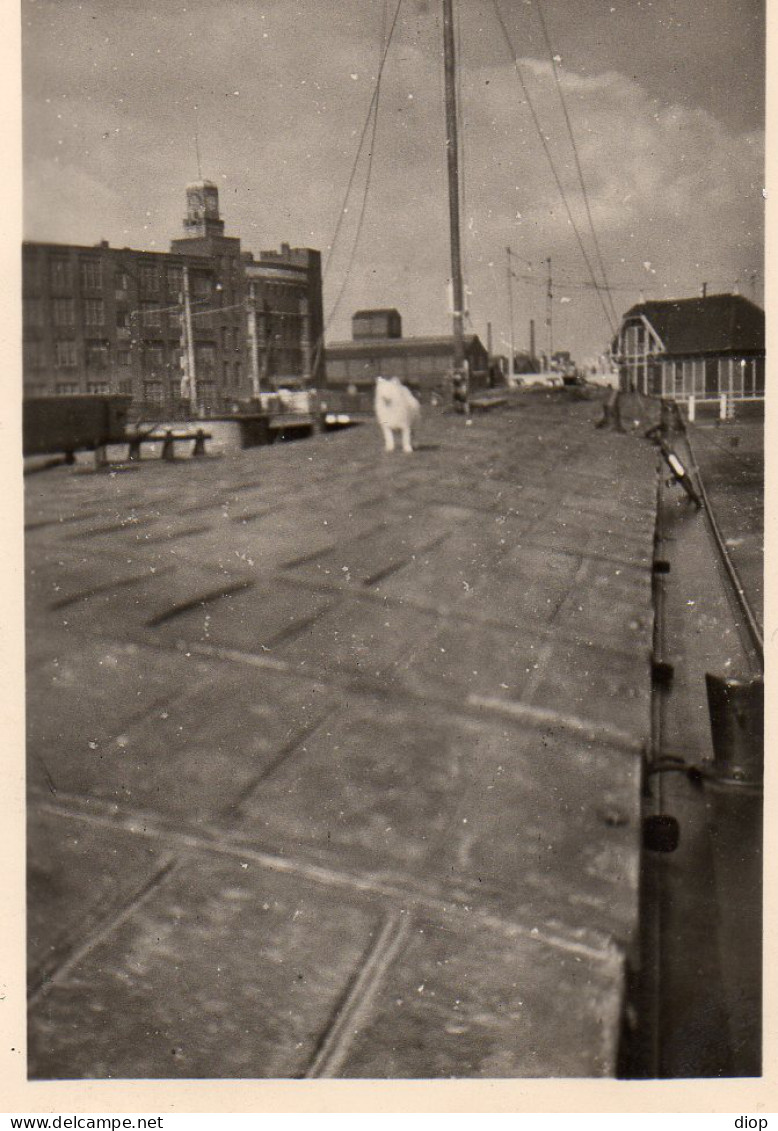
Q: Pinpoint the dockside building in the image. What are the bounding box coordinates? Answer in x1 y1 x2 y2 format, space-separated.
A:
611 293 765 406
324 308 491 400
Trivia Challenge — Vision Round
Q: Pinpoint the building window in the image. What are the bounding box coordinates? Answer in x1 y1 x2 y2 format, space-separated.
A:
116 310 130 330
167 266 183 296
86 381 110 395
55 382 80 395
115 271 131 293
24 382 49 397
195 343 216 373
143 381 164 403
673 361 684 395
192 273 213 298
80 259 103 291
23 253 42 293
84 298 105 327
143 380 163 402
53 298 75 327
140 263 160 295
86 340 109 369
118 379 133 394
141 303 161 327
50 258 73 292
23 300 44 328
168 307 182 330
234 362 241 385
117 350 132 367
143 344 165 371
54 340 78 368
23 341 46 369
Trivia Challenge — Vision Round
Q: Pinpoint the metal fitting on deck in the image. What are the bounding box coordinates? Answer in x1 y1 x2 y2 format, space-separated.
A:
595 389 626 432
704 674 763 788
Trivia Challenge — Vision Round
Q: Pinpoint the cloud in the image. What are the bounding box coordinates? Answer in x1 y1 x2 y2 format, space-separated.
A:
22 0 764 361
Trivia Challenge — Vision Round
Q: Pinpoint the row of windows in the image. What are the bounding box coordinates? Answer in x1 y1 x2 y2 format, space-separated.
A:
24 339 244 379
25 378 249 401
26 298 248 334
24 256 216 299
625 356 766 398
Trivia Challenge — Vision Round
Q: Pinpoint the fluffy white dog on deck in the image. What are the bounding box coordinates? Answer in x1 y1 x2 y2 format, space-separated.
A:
374 376 421 453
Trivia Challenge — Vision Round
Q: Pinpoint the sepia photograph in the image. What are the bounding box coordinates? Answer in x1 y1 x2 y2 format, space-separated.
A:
18 0 765 1091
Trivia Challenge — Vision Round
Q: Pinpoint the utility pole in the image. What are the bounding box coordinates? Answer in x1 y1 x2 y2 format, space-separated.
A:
546 256 553 368
182 264 198 416
247 285 261 399
442 0 467 411
506 246 515 386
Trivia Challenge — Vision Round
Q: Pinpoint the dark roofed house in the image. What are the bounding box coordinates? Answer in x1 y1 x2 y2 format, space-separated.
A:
611 293 765 408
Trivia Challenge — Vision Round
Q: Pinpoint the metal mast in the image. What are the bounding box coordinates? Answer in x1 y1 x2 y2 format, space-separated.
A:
506 246 515 385
546 256 553 366
442 0 467 410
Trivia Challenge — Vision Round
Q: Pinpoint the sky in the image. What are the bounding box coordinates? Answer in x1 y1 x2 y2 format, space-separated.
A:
22 0 765 365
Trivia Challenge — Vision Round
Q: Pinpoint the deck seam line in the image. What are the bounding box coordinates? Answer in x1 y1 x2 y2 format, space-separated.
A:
303 911 412 1078
229 571 654 663
93 635 648 754
27 855 180 1005
32 796 620 963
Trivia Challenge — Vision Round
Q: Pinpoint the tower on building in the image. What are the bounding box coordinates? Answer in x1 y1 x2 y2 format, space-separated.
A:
183 180 225 238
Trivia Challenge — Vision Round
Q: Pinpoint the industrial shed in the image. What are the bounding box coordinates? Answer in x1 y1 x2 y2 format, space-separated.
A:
611 293 765 407
324 332 490 399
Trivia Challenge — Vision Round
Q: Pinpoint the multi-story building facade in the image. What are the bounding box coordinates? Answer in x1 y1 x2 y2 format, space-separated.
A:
22 181 324 414
243 244 324 391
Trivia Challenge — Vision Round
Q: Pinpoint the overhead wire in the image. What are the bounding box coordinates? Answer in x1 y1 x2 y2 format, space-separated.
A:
310 0 403 379
490 0 617 337
321 0 403 285
323 2 398 331
532 0 619 328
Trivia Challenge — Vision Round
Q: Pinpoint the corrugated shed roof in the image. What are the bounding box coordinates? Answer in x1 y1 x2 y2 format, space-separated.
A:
622 293 764 355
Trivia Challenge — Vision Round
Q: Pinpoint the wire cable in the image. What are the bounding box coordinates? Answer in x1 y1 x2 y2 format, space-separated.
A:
323 32 385 329
312 0 403 377
321 0 403 283
533 0 619 328
490 0 616 336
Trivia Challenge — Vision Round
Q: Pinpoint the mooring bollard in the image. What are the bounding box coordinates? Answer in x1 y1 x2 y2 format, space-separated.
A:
595 392 613 429
192 428 207 458
596 387 625 431
704 673 763 787
161 430 175 461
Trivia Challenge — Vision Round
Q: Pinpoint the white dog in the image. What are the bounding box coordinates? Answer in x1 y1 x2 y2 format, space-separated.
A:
374 376 421 453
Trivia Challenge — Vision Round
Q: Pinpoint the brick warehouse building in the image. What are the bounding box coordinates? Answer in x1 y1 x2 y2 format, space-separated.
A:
22 181 324 415
325 308 490 401
611 293 765 406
